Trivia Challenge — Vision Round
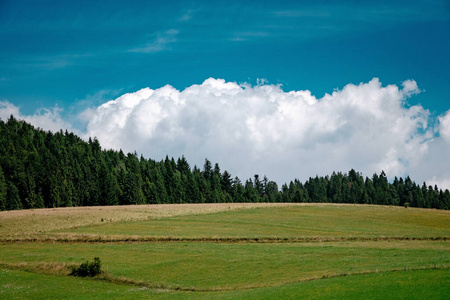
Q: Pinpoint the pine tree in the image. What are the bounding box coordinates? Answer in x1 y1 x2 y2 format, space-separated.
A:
244 179 259 202
254 174 264 198
203 159 213 181
98 162 118 206
264 180 279 202
221 170 233 196
177 156 190 175
60 178 74 207
442 189 450 210
193 168 207 203
281 183 291 202
211 173 222 203
232 177 245 203
150 166 168 204
0 165 7 210
6 181 22 210
172 171 185 203
329 172 343 203
184 172 200 203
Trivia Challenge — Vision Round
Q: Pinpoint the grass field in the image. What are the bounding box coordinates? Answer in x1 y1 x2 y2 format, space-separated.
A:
0 203 449 299
0 203 289 238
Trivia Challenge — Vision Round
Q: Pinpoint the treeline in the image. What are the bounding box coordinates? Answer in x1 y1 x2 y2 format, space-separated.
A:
282 170 449 209
0 116 449 211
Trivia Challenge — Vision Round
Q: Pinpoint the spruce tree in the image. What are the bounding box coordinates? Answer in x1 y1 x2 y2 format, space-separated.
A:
0 165 6 210
6 181 22 210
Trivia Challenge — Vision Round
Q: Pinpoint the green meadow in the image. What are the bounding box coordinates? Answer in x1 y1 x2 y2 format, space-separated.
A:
57 204 450 239
0 204 449 299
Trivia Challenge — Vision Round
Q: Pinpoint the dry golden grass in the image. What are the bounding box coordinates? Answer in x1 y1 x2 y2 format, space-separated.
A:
0 203 310 238
0 261 74 276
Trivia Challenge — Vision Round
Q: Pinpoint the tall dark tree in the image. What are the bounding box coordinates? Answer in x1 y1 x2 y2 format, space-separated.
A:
177 156 190 175
172 170 185 203
6 181 21 210
264 180 279 202
254 174 264 197
184 172 201 203
328 172 343 203
232 176 245 203
221 170 233 196
0 165 7 210
98 162 119 206
211 172 222 203
244 179 259 202
203 159 213 181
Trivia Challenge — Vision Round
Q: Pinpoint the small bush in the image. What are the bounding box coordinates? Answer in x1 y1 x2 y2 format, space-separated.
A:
70 257 101 277
404 202 410 208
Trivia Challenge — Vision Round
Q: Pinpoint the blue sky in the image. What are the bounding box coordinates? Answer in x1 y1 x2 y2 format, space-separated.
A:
1 0 449 115
1 0 450 187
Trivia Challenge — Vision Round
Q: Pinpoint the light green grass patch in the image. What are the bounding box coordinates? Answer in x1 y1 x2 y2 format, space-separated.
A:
57 205 450 239
1 241 448 290
1 268 448 299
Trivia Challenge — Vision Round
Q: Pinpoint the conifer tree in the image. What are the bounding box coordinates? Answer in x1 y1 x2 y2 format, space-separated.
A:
0 165 6 210
6 181 22 210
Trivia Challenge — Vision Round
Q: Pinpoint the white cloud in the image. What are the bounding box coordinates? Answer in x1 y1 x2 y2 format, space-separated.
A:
3 78 450 190
412 110 450 190
0 101 76 134
179 9 198 22
0 101 21 120
82 78 449 188
438 110 450 143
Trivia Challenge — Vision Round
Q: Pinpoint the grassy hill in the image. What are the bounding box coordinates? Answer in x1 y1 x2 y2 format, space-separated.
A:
0 203 449 299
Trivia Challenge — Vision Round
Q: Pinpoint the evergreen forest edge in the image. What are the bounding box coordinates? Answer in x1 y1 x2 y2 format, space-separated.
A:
0 116 449 211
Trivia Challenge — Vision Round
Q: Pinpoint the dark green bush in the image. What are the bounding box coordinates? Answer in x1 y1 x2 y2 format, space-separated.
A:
70 257 101 277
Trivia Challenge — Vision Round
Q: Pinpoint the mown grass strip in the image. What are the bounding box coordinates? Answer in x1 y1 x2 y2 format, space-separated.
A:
0 262 75 276
1 235 449 244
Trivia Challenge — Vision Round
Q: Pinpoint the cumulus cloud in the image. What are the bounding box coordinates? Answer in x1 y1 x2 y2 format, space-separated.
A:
3 78 450 190
0 101 20 119
438 110 450 143
82 78 448 188
410 110 450 189
0 101 75 134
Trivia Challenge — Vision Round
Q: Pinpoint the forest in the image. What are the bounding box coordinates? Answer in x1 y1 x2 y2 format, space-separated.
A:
0 116 449 211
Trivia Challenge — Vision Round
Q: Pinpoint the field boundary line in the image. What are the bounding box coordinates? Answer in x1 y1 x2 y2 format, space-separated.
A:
1 235 448 244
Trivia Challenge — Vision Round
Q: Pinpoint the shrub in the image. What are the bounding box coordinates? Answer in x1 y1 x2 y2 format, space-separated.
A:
70 257 101 277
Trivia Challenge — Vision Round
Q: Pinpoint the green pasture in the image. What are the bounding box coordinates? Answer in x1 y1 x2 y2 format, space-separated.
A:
0 241 449 290
1 268 448 299
57 205 450 239
0 204 449 298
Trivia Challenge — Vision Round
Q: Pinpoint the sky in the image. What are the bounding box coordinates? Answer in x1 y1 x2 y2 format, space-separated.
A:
1 0 450 188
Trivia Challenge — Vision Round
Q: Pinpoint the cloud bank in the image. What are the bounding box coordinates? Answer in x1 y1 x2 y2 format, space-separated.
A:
81 78 448 188
0 101 75 134
2 78 450 190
